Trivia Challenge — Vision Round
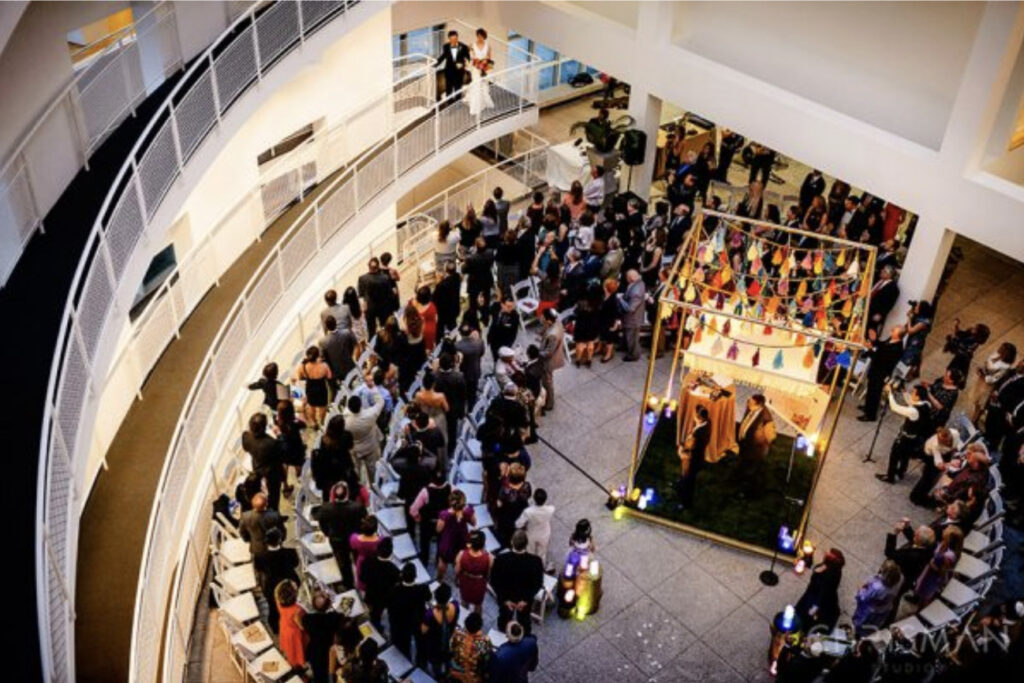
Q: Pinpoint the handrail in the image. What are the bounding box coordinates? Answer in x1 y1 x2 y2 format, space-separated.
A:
123 54 432 343
126 58 550 681
34 3 364 682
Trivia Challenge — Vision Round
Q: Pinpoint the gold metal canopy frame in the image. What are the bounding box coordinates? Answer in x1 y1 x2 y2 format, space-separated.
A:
623 208 878 559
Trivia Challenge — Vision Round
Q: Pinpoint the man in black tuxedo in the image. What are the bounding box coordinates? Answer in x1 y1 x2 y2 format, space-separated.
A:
436 30 471 100
799 169 826 212
867 265 900 338
859 326 904 422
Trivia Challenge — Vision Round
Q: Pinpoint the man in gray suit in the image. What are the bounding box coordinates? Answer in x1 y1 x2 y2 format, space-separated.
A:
539 308 565 412
618 269 646 361
493 186 510 235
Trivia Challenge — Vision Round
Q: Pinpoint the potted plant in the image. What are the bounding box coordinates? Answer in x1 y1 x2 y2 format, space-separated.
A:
569 113 635 171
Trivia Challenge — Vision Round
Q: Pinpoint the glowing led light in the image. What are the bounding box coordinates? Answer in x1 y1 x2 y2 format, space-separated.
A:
645 411 657 426
781 605 795 630
613 505 625 521
794 558 806 574
564 589 576 602
630 488 641 502
802 540 815 557
590 560 600 578
647 396 660 410
564 563 575 579
638 495 648 510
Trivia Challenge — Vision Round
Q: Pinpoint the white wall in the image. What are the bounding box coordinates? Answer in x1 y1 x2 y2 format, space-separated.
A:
672 2 984 150
0 1 130 157
169 0 228 65
169 10 393 254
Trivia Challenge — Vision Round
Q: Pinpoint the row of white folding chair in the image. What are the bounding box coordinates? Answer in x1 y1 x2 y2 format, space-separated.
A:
975 489 1005 531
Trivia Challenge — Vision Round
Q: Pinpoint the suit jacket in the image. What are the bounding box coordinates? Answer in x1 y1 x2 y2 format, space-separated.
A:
316 499 366 545
867 336 903 384
737 407 775 460
540 322 565 371
344 402 385 459
318 328 356 379
494 198 510 233
436 42 471 79
433 272 462 323
455 336 485 388
490 550 544 603
434 368 467 419
619 279 647 329
869 279 899 323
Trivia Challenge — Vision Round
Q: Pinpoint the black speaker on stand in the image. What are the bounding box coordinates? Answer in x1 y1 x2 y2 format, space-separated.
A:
619 129 647 194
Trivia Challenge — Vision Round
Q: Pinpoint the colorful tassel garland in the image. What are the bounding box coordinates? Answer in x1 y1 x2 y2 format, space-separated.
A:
716 292 725 310
726 341 740 360
694 323 703 344
796 280 807 300
773 350 784 369
751 348 760 367
708 317 718 333
764 325 773 335
836 349 852 369
746 243 759 262
710 336 724 357
801 253 813 271
803 346 815 368
772 247 784 266
684 283 697 302
748 279 762 297
722 319 732 336
836 249 846 267
813 252 824 275
778 278 789 296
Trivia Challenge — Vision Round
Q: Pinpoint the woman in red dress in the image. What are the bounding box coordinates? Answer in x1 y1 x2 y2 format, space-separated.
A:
455 530 492 613
412 285 439 352
274 579 308 668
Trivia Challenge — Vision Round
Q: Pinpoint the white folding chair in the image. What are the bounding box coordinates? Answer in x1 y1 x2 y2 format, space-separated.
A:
963 521 1002 556
975 490 1004 530
918 599 959 629
530 573 558 625
211 581 259 629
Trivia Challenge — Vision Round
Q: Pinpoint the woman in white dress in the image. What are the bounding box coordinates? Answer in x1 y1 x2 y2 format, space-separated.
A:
467 28 494 117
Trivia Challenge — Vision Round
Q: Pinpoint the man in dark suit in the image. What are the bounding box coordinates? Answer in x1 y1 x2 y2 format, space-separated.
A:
799 169 826 212
490 530 544 634
462 237 495 320
735 394 776 495
859 326 905 422
254 527 299 633
676 405 710 508
357 257 397 339
455 324 485 408
436 30 471 100
493 186 510 235
884 520 935 604
242 413 284 510
316 481 366 588
434 352 467 447
867 265 899 337
433 261 462 334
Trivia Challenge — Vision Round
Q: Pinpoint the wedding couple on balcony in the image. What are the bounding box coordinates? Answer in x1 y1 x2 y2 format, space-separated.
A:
436 27 494 117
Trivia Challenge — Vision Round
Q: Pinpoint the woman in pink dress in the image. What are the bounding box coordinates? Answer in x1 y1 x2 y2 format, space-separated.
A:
412 285 439 352
348 515 380 593
455 530 492 612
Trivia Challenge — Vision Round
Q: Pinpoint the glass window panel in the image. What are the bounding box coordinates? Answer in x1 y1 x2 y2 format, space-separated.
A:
559 60 581 84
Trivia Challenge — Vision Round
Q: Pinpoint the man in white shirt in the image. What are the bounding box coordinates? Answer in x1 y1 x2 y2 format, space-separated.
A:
516 488 555 569
910 427 962 506
878 384 934 483
583 165 607 211
344 394 385 485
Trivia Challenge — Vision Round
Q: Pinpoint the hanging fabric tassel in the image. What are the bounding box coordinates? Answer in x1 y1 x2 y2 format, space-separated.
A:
721 263 733 283
813 251 824 275
746 242 759 262
816 307 828 330
731 231 744 248
813 340 823 357
836 249 846 267
694 323 703 344
764 324 773 335
684 282 697 302
722 318 732 336
803 311 815 327
773 349 784 369
823 291 833 308
710 335 724 357
795 279 808 300
794 333 806 346
708 316 718 333
778 277 789 296
733 300 744 316
716 292 725 310
824 351 838 371
823 251 836 273
846 257 860 278
726 341 740 360
772 247 784 266
828 279 837 296
748 279 762 297
713 227 726 252
841 297 853 318
766 296 780 315
801 253 813 271
803 346 815 368
751 348 761 367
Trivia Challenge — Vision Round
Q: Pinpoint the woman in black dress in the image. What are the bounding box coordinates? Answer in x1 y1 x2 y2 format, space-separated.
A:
398 304 427 397
275 400 306 497
598 278 621 363
296 346 331 429
572 282 602 367
795 548 845 632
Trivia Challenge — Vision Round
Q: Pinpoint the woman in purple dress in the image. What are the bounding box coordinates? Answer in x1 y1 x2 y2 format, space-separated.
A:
436 489 476 582
914 526 963 607
348 515 380 593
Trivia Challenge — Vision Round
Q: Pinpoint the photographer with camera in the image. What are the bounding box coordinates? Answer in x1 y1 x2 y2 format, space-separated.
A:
920 368 964 428
901 300 934 380
859 326 906 423
877 383 934 484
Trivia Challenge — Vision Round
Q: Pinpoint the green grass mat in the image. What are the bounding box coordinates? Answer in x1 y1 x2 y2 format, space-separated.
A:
632 414 816 553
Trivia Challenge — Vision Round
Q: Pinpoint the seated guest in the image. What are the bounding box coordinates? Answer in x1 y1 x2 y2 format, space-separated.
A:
489 621 538 683
928 500 970 539
852 559 903 638
913 526 964 607
490 530 544 634
824 639 878 683
910 427 962 507
933 445 991 520
884 521 935 608
450 611 492 683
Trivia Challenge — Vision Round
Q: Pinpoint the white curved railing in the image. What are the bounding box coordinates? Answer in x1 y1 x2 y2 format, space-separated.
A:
148 130 548 681
0 1 184 286
89 55 434 486
128 60 549 681
35 2 367 681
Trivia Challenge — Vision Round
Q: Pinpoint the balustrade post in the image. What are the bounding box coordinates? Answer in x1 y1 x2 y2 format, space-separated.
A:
251 13 263 81
168 103 185 172
130 161 149 226
66 91 92 170
208 54 223 123
296 0 305 43
392 132 400 181
434 107 441 155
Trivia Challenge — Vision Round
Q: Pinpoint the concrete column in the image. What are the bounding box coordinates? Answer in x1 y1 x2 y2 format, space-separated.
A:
622 87 662 201
131 2 166 96
887 217 956 332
